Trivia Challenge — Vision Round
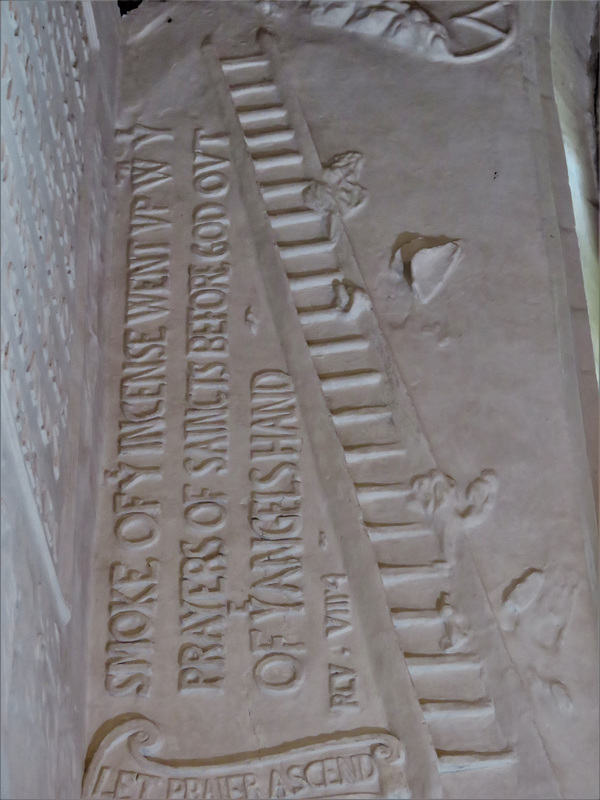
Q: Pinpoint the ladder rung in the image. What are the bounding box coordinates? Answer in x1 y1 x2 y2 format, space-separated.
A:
239 106 288 127
252 152 304 170
230 81 278 100
245 129 295 149
307 336 369 355
269 209 322 228
365 523 428 540
290 271 344 291
221 54 270 70
344 444 406 462
320 371 382 391
278 239 336 259
332 407 391 424
356 483 408 500
437 750 517 773
421 700 494 720
261 179 310 199
379 562 450 579
392 609 442 624
406 654 480 670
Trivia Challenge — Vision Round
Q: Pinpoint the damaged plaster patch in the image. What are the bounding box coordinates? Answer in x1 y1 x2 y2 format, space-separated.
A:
499 567 577 651
390 232 462 303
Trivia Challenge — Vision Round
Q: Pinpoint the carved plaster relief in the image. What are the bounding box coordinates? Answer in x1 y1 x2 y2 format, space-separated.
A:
285 1 516 62
85 718 411 800
81 3 598 799
500 567 577 651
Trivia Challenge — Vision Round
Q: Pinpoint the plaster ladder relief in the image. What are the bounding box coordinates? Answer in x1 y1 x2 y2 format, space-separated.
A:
203 32 560 800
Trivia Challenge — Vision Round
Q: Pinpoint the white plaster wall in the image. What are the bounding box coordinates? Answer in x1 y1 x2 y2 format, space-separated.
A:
0 3 119 797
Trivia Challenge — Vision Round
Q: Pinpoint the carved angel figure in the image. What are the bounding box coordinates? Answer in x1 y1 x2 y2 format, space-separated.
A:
307 1 451 59
409 468 455 517
303 150 368 235
409 467 498 528
302 1 515 63
455 468 498 528
332 278 369 316
437 591 470 652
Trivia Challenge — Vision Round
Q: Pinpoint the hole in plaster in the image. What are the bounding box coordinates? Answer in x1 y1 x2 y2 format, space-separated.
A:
118 1 145 16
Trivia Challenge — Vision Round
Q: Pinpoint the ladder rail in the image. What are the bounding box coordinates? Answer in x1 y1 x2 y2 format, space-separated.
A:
202 36 444 800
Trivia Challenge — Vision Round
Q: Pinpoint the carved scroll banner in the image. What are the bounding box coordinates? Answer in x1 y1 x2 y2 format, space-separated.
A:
84 719 409 799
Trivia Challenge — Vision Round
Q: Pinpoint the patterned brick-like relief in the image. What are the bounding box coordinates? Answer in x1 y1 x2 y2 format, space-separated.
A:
1 0 113 570
0 3 119 798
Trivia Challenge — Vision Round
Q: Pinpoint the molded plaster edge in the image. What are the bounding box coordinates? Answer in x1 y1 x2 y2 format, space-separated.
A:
521 1 598 598
1 374 70 626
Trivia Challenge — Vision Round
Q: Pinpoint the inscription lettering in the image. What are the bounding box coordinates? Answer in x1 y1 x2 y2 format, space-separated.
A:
328 663 358 709
84 721 407 800
103 122 174 698
249 371 306 693
178 130 233 690
105 560 159 697
178 487 227 690
322 573 353 637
